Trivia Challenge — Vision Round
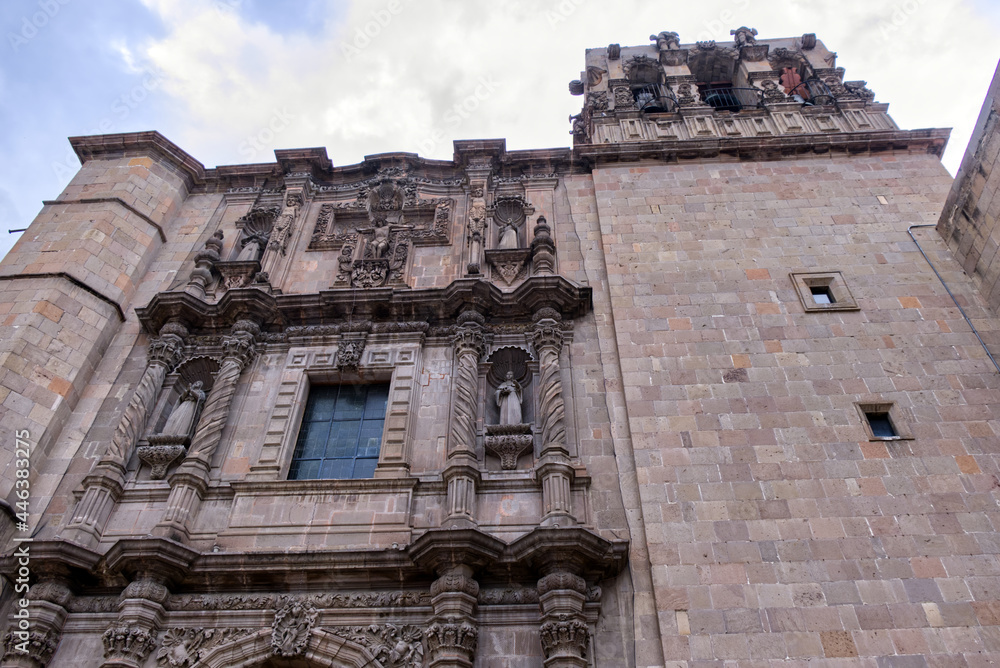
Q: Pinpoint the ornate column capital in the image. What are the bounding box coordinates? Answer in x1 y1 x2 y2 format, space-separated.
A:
539 615 590 666
453 311 486 360
531 314 564 354
221 319 260 369
2 628 59 668
100 625 158 668
424 618 478 667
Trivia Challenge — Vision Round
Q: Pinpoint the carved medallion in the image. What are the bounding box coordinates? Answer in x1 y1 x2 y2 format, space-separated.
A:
271 598 317 657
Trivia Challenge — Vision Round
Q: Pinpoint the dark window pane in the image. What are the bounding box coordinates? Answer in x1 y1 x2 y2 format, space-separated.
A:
303 388 337 422
327 420 361 458
297 422 331 459
290 384 391 480
867 413 897 438
353 457 378 479
320 458 354 480
365 385 390 417
289 459 320 480
333 385 366 420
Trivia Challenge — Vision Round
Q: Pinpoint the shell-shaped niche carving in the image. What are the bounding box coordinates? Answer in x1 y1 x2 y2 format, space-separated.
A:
493 196 529 249
232 207 279 262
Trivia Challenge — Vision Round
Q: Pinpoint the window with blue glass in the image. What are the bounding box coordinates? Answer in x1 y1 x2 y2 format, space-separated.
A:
289 384 390 480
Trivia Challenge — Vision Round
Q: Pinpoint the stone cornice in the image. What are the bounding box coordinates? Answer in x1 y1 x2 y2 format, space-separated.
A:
69 131 206 189
136 277 592 336
572 128 951 166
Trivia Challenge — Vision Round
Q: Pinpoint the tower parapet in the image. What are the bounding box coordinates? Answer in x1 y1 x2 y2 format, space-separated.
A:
569 29 893 145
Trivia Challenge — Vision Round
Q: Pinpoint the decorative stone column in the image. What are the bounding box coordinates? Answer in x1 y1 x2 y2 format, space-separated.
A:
61 321 187 549
531 310 575 527
100 578 167 668
425 567 480 668
153 319 258 542
466 186 486 275
0 579 70 668
184 230 223 298
537 572 590 668
530 216 556 275
444 312 485 528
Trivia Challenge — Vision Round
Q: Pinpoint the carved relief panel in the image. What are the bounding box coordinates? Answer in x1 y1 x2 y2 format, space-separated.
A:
307 168 456 289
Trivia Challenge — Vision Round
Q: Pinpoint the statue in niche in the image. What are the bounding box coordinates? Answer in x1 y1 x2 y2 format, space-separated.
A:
498 222 519 249
495 372 523 426
158 381 205 438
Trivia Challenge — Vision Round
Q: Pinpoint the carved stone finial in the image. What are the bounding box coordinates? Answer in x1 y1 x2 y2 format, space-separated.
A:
607 43 620 60
271 598 317 658
531 216 556 275
801 33 817 49
650 31 680 52
568 80 584 95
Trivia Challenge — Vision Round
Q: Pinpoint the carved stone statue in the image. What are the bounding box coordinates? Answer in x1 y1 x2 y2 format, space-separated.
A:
650 31 680 51
371 221 391 258
498 223 519 250
235 235 263 262
495 372 523 426
159 381 205 438
731 26 758 47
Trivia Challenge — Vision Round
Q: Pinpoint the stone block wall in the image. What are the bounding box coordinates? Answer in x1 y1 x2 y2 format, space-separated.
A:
0 144 196 516
588 151 1000 665
939 60 1000 315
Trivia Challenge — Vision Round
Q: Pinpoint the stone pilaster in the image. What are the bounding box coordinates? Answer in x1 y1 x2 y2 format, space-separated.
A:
445 312 485 528
153 319 258 542
531 311 575 527
61 321 187 549
537 572 590 668
425 567 480 668
530 215 556 275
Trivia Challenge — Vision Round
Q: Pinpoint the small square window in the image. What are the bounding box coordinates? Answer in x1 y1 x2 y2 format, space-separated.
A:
865 412 896 438
810 286 835 305
855 402 912 441
289 384 389 480
790 271 859 312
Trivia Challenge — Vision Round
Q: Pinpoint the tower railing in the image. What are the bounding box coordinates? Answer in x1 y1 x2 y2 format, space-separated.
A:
701 86 766 112
633 84 679 113
788 78 836 106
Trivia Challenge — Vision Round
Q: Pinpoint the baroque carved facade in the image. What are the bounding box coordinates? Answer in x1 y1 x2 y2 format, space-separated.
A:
2 29 1000 668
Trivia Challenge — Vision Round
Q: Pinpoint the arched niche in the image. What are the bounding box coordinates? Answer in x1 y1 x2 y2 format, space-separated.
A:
149 355 220 436
485 346 535 428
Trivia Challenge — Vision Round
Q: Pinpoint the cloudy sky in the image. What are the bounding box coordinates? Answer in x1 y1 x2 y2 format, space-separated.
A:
1 0 999 262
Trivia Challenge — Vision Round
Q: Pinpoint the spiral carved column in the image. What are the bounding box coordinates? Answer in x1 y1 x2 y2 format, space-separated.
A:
531 312 575 527
153 320 258 543
61 322 187 549
444 313 485 528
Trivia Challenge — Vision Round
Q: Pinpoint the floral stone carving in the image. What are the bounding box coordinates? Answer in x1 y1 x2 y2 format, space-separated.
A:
271 598 317 657
329 624 424 668
539 616 589 660
3 628 59 667
424 619 478 657
484 424 533 470
156 628 255 667
102 625 159 666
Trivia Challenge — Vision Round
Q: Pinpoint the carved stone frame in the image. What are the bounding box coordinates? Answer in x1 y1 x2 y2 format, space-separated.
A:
247 335 423 481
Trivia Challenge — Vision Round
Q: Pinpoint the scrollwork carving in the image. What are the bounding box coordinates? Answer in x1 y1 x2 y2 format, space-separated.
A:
329 625 425 668
156 628 255 668
431 573 480 598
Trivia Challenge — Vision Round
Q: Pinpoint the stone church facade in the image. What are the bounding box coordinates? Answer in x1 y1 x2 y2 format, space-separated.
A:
2 28 1000 668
